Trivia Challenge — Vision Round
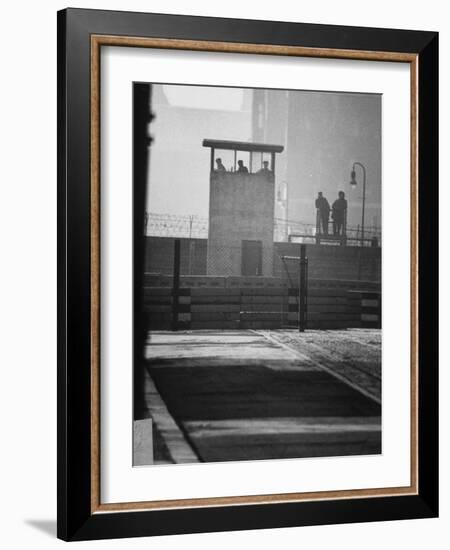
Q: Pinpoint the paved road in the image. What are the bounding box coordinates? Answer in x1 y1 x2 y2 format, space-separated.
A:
144 329 381 464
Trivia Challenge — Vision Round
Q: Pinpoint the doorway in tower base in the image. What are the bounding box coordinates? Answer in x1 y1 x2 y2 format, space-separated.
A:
241 240 263 276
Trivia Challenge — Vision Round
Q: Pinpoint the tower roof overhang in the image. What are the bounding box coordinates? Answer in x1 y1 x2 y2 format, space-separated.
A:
202 139 284 154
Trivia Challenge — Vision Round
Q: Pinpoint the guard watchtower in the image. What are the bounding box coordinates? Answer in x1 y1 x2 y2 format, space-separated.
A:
202 139 284 277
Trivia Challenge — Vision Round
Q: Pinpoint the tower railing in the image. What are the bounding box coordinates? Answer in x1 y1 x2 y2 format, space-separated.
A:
315 208 347 245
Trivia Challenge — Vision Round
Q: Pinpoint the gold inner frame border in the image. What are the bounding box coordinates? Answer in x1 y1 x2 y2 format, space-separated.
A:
89 34 419 514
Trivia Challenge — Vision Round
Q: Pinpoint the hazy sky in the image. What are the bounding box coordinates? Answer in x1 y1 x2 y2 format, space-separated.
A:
162 84 245 111
146 84 381 229
147 84 252 218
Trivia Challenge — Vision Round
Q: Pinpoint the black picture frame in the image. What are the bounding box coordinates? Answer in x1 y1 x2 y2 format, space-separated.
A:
57 7 438 541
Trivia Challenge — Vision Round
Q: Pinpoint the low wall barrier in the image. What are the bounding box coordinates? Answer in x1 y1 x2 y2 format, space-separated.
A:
143 282 381 331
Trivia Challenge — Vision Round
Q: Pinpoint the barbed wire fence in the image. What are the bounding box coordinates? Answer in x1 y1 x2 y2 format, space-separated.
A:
145 212 382 245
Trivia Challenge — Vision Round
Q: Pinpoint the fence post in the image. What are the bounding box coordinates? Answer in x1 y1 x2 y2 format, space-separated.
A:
299 244 308 332
172 239 181 331
315 210 320 244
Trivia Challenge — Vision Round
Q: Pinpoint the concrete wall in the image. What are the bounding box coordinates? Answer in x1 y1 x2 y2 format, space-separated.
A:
144 236 381 282
274 242 381 282
207 172 275 276
144 237 207 275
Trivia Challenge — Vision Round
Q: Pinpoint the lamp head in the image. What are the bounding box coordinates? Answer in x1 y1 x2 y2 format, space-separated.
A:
350 169 357 187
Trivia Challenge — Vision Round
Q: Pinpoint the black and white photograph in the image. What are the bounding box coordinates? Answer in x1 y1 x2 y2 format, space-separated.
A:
0 0 440 545
133 82 382 466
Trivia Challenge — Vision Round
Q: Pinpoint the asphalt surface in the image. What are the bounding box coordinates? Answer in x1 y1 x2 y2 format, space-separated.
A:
144 329 381 464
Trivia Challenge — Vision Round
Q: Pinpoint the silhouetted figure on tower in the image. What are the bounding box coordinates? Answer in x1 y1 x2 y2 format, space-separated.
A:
237 160 249 173
258 160 272 175
315 192 331 235
332 191 348 236
215 158 226 172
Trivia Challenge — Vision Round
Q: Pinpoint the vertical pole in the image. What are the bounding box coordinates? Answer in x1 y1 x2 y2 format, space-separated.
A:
342 208 347 246
172 239 181 331
285 181 289 241
210 148 215 173
352 162 367 247
361 165 366 247
299 244 307 332
188 215 193 275
133 83 152 420
315 209 320 244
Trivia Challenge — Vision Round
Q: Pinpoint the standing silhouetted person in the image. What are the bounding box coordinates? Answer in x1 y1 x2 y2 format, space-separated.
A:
258 160 272 174
215 158 226 172
237 160 249 173
315 191 331 235
332 191 348 236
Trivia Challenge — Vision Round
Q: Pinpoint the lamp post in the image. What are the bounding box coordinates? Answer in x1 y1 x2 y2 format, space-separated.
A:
350 162 366 247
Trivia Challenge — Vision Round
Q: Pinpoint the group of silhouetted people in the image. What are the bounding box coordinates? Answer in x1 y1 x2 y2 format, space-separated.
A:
315 191 348 236
215 158 272 175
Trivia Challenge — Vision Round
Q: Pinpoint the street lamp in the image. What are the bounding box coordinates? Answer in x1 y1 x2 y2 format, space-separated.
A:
350 162 366 247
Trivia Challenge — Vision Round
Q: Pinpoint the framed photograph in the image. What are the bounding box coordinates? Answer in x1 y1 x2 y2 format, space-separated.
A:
57 8 438 541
